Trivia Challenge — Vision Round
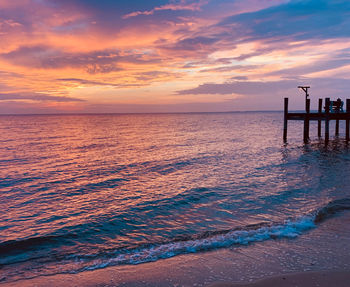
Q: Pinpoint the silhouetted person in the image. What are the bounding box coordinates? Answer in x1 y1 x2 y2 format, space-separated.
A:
330 98 344 113
337 98 344 112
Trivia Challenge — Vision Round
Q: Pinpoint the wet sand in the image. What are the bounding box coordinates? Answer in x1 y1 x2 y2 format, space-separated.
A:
211 271 350 287
2 212 350 287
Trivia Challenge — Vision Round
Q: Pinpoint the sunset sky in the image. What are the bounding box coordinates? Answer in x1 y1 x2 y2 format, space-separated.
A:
1 0 350 113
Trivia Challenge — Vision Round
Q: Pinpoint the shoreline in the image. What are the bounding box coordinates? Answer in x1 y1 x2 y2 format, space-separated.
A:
2 212 350 287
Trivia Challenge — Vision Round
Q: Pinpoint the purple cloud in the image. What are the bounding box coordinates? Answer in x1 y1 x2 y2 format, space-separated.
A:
57 78 120 87
0 92 85 102
161 36 220 52
177 80 296 95
123 0 208 19
135 71 181 81
0 46 160 73
176 77 350 110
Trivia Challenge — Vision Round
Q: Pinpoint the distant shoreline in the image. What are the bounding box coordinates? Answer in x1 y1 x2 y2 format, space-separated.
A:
0 110 285 116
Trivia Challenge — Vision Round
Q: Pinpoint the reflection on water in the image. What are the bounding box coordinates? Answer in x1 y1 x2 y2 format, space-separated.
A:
1 112 350 282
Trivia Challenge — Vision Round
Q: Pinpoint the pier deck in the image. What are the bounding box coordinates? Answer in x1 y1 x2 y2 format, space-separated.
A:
287 112 350 121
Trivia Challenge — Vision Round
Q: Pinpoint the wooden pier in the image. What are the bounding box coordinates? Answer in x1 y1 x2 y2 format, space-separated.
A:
283 87 350 143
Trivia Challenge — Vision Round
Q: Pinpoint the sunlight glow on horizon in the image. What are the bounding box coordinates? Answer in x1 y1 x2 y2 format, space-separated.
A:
0 0 350 113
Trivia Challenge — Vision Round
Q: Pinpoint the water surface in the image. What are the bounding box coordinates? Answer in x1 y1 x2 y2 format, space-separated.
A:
1 112 350 283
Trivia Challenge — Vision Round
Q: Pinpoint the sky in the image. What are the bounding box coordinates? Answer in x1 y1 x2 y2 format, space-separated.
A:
0 0 350 113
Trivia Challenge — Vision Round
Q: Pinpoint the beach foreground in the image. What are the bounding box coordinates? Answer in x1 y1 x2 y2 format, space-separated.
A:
2 211 350 287
211 271 350 287
4 271 350 287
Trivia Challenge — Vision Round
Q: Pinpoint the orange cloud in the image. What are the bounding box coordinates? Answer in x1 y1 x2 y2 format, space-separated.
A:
1 0 350 113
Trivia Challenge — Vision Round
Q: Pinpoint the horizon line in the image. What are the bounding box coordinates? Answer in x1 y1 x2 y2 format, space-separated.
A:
0 110 287 116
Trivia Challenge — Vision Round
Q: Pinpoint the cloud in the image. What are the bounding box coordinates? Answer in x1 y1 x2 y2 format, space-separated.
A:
0 19 22 30
0 70 23 78
161 36 220 52
200 64 261 73
2 0 350 113
0 46 160 73
177 80 296 95
175 77 350 111
123 0 208 19
53 0 166 15
176 77 350 106
57 78 120 87
267 49 350 77
0 92 85 102
135 71 181 81
0 0 87 36
1 46 113 70
48 0 174 32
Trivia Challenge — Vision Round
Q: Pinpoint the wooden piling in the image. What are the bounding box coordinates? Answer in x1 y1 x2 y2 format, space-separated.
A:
346 99 350 141
318 98 322 137
325 97 330 143
303 98 310 143
335 119 339 136
335 98 339 135
283 98 288 142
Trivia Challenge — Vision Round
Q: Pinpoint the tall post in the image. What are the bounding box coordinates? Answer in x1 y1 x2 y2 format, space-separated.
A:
303 98 310 143
346 99 350 142
318 98 322 137
283 98 288 142
325 98 330 143
335 119 340 136
335 99 339 136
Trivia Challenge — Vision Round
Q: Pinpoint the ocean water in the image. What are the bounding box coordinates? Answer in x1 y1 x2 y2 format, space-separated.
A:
1 112 350 283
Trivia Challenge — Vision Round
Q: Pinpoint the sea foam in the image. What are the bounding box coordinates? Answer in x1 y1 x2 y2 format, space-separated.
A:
81 215 316 271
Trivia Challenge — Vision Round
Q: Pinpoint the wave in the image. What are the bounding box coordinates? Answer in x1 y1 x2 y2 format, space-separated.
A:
1 198 350 280
77 197 350 271
314 198 350 223
80 215 316 272
0 235 60 254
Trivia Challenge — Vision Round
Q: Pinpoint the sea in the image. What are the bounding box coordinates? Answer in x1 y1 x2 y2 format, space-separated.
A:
1 112 350 284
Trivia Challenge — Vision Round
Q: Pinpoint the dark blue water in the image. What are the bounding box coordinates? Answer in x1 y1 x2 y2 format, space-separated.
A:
1 112 350 283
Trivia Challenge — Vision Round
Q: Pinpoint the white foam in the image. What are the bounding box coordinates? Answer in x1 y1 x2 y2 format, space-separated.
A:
81 215 316 271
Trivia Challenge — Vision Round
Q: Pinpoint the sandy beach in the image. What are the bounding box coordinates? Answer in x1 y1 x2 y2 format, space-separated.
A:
211 271 350 287
3 271 350 287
